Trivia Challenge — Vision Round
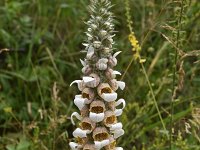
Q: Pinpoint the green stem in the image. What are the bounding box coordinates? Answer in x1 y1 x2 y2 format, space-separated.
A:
141 63 169 139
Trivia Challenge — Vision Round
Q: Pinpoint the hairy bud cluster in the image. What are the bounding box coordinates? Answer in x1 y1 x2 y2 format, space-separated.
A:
69 0 125 149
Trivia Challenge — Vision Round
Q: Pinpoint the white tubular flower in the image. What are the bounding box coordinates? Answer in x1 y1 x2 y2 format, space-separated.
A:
72 128 90 138
96 58 108 70
71 112 82 125
89 100 105 122
93 127 109 141
81 117 96 133
103 111 117 127
93 127 110 149
69 142 82 150
94 139 110 149
97 83 117 102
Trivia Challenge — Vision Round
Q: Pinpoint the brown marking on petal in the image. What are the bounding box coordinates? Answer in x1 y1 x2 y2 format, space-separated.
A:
82 88 95 101
77 137 88 145
94 133 109 141
90 100 105 113
104 111 117 127
82 93 90 99
93 127 109 141
106 115 116 124
81 117 96 131
101 87 112 94
91 106 104 113
81 122 92 130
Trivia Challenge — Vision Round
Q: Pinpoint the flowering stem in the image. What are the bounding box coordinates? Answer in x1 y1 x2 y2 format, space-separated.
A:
170 0 184 149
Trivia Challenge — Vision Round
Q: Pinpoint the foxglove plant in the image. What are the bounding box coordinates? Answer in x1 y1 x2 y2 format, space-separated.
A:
69 0 125 149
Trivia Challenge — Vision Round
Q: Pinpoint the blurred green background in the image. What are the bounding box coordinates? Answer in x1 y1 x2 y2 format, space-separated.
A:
0 0 200 149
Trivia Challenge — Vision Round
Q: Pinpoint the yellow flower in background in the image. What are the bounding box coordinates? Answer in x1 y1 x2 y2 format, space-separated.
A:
128 32 146 63
4 107 12 113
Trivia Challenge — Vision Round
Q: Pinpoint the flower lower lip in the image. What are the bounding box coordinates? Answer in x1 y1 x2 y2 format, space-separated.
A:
102 92 118 102
89 112 105 122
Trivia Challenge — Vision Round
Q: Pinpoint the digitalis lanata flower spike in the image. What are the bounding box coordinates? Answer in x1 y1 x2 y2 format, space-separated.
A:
69 0 125 149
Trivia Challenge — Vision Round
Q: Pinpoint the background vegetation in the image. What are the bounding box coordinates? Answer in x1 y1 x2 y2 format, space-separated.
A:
0 0 199 149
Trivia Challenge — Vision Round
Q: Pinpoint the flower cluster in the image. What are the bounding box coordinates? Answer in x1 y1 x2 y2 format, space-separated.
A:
69 0 125 149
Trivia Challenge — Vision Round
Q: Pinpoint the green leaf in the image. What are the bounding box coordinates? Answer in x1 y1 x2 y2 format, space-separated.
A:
16 138 30 150
6 144 16 150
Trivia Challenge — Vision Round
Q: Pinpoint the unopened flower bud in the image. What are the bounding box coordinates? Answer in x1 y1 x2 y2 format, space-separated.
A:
93 41 101 49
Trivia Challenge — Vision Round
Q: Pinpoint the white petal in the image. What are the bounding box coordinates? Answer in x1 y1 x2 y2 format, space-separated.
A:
102 92 117 102
73 128 88 138
99 58 108 63
111 58 117 66
115 99 126 109
70 80 84 91
115 147 123 150
116 81 125 90
71 112 82 125
69 142 80 150
75 94 82 98
97 63 107 70
86 32 92 37
82 66 87 73
80 59 86 66
74 97 86 110
89 112 104 122
113 129 124 139
70 80 82 87
83 43 89 47
83 76 95 83
86 46 94 59
94 139 110 149
112 71 121 75
110 122 123 131
114 109 123 116
113 51 122 58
